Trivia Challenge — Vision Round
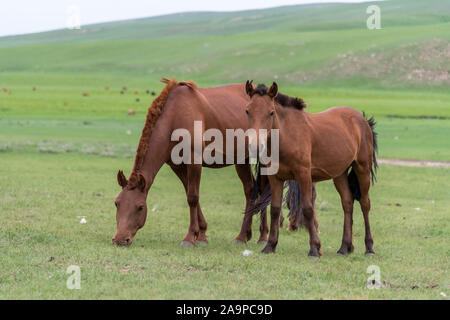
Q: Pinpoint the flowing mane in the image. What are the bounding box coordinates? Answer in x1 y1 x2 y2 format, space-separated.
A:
127 77 197 189
254 83 307 110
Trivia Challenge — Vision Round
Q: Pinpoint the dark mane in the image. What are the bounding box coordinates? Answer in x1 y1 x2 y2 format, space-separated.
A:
127 77 197 189
254 83 307 110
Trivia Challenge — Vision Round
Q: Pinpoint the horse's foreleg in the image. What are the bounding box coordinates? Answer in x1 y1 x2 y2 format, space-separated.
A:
296 170 322 257
261 177 284 254
333 173 355 255
170 164 208 245
234 164 255 244
180 164 202 247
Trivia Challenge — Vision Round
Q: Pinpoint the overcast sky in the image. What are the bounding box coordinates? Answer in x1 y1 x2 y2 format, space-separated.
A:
0 0 376 37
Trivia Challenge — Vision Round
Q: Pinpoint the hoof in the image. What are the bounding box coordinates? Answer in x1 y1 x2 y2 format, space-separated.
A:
196 240 208 246
365 251 375 256
233 239 246 245
308 254 320 259
257 240 268 246
337 243 354 256
180 241 195 248
261 245 275 254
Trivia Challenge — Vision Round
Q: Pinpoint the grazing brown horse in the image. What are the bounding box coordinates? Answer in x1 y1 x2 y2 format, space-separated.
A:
244 81 378 257
112 78 300 247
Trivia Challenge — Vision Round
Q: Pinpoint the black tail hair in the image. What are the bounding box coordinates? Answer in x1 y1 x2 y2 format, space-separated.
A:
364 112 378 185
348 168 361 202
348 113 379 201
246 161 271 215
283 180 302 219
246 161 301 217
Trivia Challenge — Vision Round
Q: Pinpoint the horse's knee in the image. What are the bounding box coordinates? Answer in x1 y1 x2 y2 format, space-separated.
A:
270 206 281 219
303 205 314 219
187 194 199 207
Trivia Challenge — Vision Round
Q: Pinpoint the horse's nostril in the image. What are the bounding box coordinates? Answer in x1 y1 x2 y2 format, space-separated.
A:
125 238 131 245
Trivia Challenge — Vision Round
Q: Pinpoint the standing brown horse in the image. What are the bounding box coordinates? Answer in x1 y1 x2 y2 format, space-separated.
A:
112 78 302 247
244 81 378 257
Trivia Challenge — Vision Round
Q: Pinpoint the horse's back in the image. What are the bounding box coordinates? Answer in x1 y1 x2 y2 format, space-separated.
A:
166 82 249 131
308 106 371 171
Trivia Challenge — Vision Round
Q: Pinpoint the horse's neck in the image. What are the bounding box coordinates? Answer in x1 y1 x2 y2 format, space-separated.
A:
274 105 308 134
138 117 172 192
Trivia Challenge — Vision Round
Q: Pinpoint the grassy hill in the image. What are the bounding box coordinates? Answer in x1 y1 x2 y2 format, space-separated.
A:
0 0 449 89
1 0 450 300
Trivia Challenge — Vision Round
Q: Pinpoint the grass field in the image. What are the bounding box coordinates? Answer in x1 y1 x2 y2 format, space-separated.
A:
0 152 449 299
0 0 449 299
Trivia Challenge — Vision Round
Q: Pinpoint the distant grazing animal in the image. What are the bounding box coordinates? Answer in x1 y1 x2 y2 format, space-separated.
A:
128 109 136 116
82 92 89 97
151 91 156 96
112 78 303 247
244 81 378 257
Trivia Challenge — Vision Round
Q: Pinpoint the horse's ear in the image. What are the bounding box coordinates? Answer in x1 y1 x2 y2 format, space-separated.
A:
137 173 146 192
245 80 255 97
268 82 278 99
117 170 128 189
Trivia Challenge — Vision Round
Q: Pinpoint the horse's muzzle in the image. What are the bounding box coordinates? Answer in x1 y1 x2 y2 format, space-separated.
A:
112 237 133 247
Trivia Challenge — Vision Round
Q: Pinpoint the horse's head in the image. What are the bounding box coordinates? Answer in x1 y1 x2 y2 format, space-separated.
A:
245 80 278 150
112 170 148 246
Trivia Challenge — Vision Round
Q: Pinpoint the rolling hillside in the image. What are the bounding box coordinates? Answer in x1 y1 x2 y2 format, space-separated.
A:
0 0 449 88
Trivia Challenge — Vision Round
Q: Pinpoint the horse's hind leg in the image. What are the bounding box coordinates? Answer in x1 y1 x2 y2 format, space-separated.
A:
354 162 375 255
258 208 269 245
333 173 355 255
234 164 255 244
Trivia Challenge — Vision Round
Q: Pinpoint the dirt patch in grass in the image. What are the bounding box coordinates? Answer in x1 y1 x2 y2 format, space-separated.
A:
379 158 450 168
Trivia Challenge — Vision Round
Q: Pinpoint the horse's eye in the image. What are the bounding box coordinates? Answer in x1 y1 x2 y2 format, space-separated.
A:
114 201 119 208
245 109 249 115
138 206 144 212
270 111 275 116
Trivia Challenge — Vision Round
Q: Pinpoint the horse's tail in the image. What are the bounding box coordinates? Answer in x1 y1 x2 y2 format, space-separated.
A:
246 161 271 215
347 113 378 202
283 180 302 220
245 161 302 217
365 112 379 185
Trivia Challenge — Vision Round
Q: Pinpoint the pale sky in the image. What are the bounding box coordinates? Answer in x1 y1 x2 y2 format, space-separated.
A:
0 0 376 37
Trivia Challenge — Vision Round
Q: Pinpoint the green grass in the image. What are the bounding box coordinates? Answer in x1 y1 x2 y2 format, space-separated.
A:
0 0 449 300
0 152 449 299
